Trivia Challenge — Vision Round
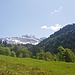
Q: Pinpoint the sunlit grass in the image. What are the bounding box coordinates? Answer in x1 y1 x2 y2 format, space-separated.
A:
0 55 75 75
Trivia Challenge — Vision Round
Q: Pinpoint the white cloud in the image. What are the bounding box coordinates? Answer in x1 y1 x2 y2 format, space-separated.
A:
50 24 62 31
41 25 51 29
41 24 62 31
51 6 62 14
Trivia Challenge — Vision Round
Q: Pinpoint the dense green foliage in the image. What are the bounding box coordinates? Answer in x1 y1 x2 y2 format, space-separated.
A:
38 24 75 53
0 44 32 58
0 46 11 56
57 46 75 62
0 43 74 62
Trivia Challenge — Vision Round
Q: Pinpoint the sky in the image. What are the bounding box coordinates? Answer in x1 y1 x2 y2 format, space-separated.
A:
0 0 75 38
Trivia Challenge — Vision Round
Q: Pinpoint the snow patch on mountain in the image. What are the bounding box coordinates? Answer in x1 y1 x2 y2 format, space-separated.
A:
0 35 46 45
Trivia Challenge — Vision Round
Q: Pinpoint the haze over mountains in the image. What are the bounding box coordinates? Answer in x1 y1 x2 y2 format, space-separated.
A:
0 34 46 45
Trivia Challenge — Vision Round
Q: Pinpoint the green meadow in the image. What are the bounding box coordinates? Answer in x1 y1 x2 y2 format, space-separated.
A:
0 55 75 75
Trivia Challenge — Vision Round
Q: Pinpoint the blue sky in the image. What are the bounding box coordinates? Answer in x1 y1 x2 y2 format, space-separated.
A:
0 0 75 38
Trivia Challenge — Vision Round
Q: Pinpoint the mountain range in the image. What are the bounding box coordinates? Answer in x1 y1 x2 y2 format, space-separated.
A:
0 23 75 54
0 34 46 45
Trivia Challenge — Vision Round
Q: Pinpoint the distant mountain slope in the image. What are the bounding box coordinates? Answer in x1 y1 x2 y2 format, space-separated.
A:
0 35 46 45
38 23 75 53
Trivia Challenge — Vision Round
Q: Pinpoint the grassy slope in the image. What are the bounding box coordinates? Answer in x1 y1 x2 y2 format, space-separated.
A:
0 55 75 75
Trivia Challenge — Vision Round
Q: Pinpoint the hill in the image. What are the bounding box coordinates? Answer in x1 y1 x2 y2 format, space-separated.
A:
38 23 75 53
0 55 75 75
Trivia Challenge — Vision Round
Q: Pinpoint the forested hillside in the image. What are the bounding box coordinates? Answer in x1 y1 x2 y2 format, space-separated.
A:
38 23 75 53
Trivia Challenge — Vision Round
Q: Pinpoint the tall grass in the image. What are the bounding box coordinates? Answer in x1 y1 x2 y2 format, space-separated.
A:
0 55 75 75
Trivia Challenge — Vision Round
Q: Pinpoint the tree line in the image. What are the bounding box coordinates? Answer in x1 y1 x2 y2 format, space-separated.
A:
0 41 75 62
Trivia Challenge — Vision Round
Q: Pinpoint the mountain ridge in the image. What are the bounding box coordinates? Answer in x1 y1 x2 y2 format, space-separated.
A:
0 34 46 45
38 23 75 53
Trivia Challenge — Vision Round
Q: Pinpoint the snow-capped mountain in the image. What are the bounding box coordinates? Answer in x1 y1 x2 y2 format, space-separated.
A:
0 35 46 45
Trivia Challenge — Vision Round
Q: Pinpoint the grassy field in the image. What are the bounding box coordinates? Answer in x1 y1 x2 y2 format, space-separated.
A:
0 55 75 75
